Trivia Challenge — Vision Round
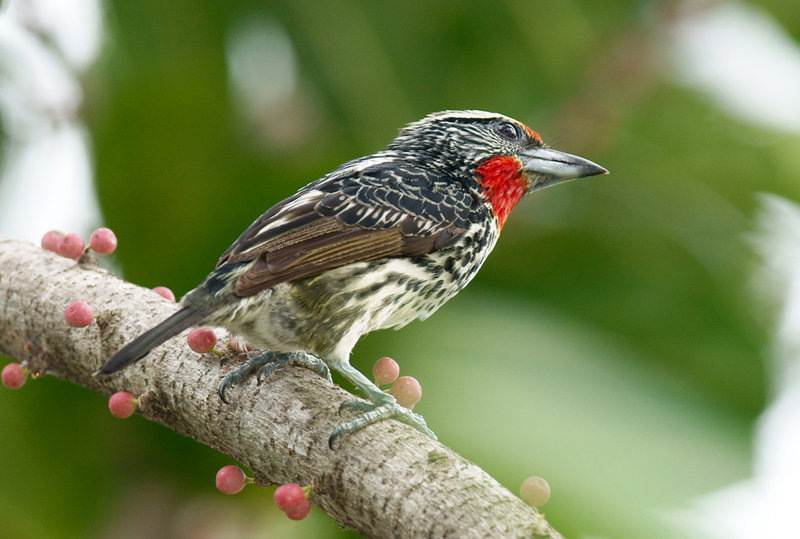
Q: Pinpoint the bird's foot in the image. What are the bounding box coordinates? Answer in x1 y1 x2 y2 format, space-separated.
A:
218 351 332 403
329 395 437 448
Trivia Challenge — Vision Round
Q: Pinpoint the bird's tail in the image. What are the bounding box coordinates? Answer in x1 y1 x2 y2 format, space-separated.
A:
94 306 209 376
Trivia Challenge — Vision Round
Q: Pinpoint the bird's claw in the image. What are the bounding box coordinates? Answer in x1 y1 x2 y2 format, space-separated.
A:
329 399 437 448
218 351 331 403
338 399 375 413
337 391 395 413
288 351 333 383
218 351 272 403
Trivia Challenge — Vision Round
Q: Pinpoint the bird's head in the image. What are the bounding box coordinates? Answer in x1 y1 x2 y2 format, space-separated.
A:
389 110 608 228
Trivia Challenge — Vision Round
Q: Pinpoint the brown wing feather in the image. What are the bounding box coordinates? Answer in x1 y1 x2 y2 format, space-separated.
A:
234 226 438 296
222 215 351 267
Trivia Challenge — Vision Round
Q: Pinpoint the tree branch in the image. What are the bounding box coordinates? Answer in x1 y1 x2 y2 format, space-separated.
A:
0 236 561 538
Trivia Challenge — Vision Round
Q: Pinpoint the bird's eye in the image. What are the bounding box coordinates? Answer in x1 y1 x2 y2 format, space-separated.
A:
495 121 520 141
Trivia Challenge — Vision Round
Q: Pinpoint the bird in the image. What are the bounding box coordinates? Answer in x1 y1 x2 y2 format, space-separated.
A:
95 110 607 447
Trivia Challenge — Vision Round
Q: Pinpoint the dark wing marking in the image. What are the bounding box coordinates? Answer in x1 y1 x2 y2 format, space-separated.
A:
234 227 443 295
214 160 474 297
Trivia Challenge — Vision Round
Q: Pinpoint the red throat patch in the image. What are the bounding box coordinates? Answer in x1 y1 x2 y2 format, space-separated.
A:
475 155 526 230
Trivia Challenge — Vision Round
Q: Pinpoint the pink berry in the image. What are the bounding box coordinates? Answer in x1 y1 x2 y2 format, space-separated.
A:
389 376 422 409
152 286 176 302
216 465 247 495
274 483 305 512
57 232 85 259
2 363 27 389
520 476 551 507
64 301 93 327
285 498 312 520
89 227 117 254
108 391 138 418
187 328 217 353
41 230 64 252
373 357 400 385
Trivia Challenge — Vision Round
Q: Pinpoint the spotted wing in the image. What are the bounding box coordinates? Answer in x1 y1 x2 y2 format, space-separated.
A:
215 160 474 296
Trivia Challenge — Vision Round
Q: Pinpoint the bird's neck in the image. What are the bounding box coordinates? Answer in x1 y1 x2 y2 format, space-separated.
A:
474 155 526 229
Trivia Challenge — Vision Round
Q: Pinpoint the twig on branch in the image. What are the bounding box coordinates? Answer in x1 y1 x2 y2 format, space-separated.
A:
0 236 562 538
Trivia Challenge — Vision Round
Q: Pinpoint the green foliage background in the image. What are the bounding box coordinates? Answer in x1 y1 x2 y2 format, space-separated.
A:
4 1 800 537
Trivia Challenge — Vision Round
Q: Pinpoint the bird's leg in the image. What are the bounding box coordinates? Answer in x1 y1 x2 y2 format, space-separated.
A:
218 353 436 446
328 361 437 448
218 350 332 403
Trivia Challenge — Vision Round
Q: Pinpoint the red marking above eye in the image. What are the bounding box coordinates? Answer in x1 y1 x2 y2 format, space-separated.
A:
522 123 541 143
475 155 526 230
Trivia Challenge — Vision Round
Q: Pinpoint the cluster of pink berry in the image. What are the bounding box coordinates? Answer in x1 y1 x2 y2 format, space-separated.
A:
50 228 116 327
52 227 175 327
372 357 422 409
3 226 180 390
274 483 312 520
42 227 118 259
215 465 312 521
3 228 120 388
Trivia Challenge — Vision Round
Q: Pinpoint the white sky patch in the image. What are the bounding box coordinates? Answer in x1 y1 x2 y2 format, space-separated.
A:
224 15 319 151
0 15 82 131
0 124 99 241
0 0 103 242
670 2 800 133
6 0 103 70
226 15 298 116
672 195 800 538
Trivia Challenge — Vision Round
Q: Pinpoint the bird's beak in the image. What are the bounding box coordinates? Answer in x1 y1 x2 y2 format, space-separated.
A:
522 147 608 191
